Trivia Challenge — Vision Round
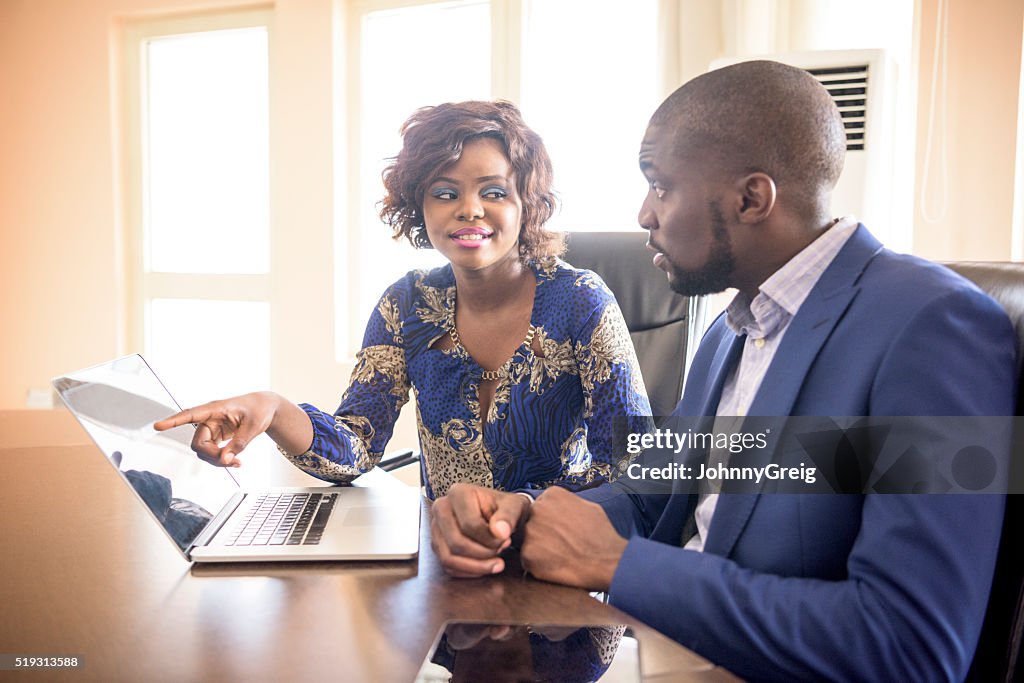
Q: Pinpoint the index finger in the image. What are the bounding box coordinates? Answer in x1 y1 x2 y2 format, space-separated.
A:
153 406 213 431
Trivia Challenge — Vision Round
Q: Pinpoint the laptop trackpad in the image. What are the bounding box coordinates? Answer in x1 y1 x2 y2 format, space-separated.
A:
339 506 407 527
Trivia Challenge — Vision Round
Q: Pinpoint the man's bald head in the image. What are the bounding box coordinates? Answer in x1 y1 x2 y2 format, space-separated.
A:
651 60 846 216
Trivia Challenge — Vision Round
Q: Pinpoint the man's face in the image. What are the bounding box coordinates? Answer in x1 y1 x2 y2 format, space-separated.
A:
637 124 735 296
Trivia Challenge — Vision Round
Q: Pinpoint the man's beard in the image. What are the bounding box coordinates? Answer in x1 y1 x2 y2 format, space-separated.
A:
666 202 735 296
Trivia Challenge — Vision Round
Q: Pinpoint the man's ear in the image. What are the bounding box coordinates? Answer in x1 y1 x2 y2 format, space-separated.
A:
735 173 776 223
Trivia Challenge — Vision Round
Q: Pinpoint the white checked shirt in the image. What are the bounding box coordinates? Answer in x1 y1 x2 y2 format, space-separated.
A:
684 217 859 552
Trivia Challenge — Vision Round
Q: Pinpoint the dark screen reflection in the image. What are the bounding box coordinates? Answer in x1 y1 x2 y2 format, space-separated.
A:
113 452 213 548
421 622 634 683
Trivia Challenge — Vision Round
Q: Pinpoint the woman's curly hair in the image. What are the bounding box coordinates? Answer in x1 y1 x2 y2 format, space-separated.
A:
379 100 564 261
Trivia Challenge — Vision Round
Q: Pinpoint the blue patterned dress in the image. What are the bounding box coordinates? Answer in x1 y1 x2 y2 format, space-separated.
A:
283 257 652 499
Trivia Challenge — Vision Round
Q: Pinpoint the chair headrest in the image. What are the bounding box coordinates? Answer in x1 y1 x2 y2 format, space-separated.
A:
564 232 690 331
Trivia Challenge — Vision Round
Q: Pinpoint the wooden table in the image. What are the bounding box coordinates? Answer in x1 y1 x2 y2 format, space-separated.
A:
0 410 737 682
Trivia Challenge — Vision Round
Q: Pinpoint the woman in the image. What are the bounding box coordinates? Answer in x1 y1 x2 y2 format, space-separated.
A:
156 101 651 499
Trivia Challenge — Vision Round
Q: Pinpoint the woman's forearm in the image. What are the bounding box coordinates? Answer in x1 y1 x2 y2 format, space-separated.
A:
263 392 315 455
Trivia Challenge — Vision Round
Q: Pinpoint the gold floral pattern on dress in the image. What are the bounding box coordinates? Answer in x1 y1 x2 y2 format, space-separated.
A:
462 377 510 425
627 362 648 410
415 281 455 330
284 414 380 483
284 450 362 484
350 344 411 399
529 326 578 393
336 414 375 449
575 304 637 417
574 271 603 290
418 404 495 496
487 378 511 423
559 426 590 471
378 294 403 344
534 256 560 280
579 462 613 486
464 387 480 420
537 426 613 487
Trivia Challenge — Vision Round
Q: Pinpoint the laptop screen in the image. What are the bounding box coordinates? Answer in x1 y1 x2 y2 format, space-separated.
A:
53 354 240 554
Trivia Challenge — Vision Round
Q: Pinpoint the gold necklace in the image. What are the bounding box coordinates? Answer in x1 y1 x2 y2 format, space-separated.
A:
449 322 536 381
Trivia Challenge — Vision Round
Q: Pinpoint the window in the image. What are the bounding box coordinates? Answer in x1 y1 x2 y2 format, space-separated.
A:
519 0 659 232
123 11 272 406
340 1 492 355
145 28 270 275
340 0 664 356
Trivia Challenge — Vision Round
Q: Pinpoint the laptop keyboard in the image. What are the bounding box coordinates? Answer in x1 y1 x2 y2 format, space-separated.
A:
225 492 337 546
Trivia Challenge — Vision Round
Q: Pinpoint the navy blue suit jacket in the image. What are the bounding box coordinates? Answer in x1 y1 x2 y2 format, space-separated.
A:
582 225 1017 681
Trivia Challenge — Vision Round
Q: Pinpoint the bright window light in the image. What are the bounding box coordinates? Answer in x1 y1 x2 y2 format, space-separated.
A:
147 298 270 406
349 0 491 339
520 0 659 232
144 27 270 274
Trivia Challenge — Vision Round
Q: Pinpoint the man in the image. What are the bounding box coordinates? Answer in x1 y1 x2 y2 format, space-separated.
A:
430 61 1017 681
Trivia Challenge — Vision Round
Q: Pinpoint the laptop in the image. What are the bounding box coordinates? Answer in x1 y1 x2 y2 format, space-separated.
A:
51 354 420 563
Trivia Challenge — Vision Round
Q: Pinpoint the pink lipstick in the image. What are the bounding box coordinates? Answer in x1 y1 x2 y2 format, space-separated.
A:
450 227 493 248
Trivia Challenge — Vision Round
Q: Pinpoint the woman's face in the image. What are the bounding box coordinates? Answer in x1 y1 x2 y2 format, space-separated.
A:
422 137 524 274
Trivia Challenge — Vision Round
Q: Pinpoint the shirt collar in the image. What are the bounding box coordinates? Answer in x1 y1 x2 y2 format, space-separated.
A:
725 216 859 338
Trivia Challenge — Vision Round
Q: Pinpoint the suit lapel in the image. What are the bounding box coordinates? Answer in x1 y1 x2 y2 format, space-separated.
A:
703 225 884 558
687 329 746 417
650 329 746 543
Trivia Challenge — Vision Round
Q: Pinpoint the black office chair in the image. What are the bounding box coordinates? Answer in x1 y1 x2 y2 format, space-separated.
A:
945 262 1024 683
377 449 419 472
564 231 705 417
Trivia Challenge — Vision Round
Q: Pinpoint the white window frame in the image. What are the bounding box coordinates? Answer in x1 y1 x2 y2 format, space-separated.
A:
120 7 275 373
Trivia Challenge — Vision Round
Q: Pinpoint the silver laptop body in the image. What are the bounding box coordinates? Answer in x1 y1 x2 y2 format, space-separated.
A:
52 354 419 563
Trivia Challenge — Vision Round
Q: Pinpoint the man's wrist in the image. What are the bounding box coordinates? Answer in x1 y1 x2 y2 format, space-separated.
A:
516 491 536 522
593 534 628 591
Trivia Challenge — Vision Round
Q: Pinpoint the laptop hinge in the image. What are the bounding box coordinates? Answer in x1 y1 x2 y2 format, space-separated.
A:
187 490 246 559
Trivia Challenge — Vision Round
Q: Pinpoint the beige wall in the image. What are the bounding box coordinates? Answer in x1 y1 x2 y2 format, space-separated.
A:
1 0 128 408
2 0 1023 410
913 0 1024 260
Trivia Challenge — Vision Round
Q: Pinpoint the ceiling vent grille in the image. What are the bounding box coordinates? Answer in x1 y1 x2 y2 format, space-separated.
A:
806 65 868 151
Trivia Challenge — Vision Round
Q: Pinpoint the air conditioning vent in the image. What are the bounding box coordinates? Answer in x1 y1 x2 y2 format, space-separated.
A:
709 50 904 250
806 65 868 151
